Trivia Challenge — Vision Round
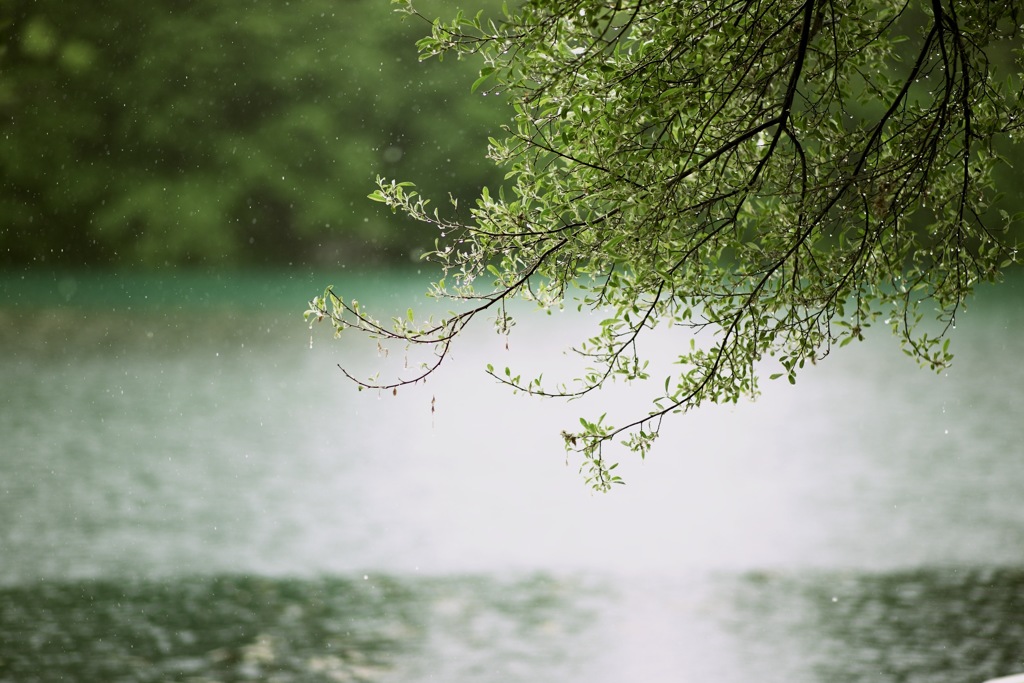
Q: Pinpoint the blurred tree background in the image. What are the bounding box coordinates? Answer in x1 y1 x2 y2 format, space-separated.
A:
0 0 506 268
0 1 1019 269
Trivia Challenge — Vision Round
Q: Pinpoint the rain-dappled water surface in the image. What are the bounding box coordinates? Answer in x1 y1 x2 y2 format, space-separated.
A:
2 269 1024 682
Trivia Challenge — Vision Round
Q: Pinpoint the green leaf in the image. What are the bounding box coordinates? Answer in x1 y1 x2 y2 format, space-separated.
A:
471 72 492 94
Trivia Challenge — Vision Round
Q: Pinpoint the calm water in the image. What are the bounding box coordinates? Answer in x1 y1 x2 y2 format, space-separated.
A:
1 269 1023 682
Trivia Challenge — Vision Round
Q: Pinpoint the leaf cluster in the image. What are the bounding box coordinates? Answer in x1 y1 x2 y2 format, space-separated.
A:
317 0 1024 490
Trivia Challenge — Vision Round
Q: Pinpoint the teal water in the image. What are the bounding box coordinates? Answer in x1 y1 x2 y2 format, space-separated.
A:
2 269 1023 682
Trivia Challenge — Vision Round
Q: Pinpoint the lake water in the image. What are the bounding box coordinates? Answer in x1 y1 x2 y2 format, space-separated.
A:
2 268 1023 683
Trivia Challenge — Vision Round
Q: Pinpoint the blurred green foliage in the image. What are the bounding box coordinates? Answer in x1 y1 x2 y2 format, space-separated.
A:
0 0 506 267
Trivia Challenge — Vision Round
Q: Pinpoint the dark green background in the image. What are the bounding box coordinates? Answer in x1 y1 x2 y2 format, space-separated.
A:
0 0 506 268
1 1 1020 270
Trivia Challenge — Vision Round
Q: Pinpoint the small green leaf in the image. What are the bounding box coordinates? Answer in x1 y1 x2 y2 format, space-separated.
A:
471 72 492 93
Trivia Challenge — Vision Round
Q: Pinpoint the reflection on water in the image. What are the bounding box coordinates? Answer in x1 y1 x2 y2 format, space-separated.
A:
2 569 1023 683
790 569 1024 683
1 269 1023 682
0 573 606 683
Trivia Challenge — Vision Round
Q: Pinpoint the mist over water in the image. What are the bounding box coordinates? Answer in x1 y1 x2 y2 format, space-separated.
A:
2 269 1023 682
